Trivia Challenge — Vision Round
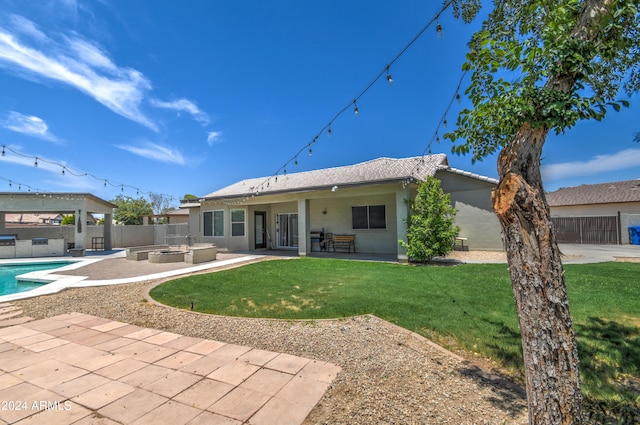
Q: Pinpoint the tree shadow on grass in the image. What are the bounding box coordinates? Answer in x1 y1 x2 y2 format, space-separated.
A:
576 317 640 424
457 318 527 417
457 316 640 423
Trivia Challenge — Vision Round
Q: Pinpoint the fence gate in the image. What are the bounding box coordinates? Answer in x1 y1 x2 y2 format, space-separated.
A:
551 216 619 244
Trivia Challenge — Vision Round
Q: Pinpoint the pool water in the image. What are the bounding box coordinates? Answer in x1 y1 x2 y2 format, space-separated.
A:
0 262 73 296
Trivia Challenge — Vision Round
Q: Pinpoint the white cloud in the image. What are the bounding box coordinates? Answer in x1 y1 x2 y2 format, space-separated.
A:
542 148 640 180
150 98 210 126
115 141 185 165
207 131 222 145
3 111 60 142
0 15 156 130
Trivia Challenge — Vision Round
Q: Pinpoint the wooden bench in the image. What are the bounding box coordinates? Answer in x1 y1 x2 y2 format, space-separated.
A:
454 237 468 251
329 234 356 253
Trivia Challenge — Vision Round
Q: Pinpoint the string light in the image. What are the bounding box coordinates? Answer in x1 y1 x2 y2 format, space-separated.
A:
209 1 455 203
410 70 468 179
0 144 175 201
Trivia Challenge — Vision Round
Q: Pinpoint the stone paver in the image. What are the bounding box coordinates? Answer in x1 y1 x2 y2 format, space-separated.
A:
0 313 340 424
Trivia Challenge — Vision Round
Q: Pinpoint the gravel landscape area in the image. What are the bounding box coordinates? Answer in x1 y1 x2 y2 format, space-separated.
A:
15 266 529 424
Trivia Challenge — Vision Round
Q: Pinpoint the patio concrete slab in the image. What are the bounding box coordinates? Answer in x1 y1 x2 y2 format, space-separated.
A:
0 313 340 424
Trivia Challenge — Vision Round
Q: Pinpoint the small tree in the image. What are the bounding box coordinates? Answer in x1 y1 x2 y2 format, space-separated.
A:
400 176 459 263
61 214 75 225
111 195 153 225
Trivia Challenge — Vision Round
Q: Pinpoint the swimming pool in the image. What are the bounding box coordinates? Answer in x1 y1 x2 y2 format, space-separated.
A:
0 261 74 296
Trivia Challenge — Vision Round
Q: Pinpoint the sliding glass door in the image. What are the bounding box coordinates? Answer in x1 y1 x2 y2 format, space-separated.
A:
276 213 298 248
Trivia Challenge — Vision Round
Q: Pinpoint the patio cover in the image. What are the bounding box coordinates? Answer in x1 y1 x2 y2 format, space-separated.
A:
0 192 116 250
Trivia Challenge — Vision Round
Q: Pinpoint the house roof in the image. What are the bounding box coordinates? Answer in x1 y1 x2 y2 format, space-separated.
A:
202 154 495 201
546 179 640 206
5 213 63 224
444 167 499 185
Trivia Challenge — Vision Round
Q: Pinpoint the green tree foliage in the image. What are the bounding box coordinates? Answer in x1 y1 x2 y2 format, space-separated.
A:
400 177 459 263
111 195 153 225
60 214 75 225
446 0 640 160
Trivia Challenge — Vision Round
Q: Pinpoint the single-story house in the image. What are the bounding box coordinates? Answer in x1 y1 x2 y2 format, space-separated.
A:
186 155 503 261
547 179 640 244
142 208 189 225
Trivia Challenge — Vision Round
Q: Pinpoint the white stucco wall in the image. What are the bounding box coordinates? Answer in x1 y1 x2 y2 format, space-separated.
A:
437 171 504 251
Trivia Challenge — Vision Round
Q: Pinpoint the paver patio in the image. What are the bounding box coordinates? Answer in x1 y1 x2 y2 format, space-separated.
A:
0 312 341 424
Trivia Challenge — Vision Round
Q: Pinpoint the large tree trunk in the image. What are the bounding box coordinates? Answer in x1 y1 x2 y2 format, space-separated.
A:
488 2 618 423
492 124 584 424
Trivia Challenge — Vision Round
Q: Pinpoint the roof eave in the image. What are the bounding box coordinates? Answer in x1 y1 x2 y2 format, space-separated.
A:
201 177 417 202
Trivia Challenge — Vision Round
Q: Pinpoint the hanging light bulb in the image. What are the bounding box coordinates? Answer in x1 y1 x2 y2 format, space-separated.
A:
386 67 393 85
327 125 332 137
62 167 66 175
104 180 107 187
443 117 447 128
294 157 298 166
436 22 443 38
121 184 124 192
34 157 38 167
353 101 359 116
435 132 440 143
8 180 12 188
308 144 313 156
1 145 4 156
283 167 287 176
456 93 461 103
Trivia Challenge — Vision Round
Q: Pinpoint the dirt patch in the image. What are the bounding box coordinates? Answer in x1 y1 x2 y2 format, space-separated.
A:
615 257 640 263
444 250 507 262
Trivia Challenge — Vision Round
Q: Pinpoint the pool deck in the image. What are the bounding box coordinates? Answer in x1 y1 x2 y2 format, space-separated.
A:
0 250 268 303
0 250 341 424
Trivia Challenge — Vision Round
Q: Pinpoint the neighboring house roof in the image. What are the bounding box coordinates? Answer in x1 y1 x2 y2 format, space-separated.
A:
4 212 98 225
546 179 640 206
166 208 188 216
203 155 452 200
5 213 63 224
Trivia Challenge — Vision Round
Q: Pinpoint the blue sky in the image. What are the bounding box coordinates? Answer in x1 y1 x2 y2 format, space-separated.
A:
1 1 638 207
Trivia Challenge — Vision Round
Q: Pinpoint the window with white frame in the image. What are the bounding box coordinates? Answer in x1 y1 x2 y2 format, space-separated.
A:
352 205 386 229
231 209 245 237
203 210 224 237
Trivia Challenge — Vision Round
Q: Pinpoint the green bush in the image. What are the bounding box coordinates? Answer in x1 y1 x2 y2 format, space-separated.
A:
399 176 459 262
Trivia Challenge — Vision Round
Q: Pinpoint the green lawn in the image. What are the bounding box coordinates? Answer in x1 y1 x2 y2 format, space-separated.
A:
149 258 639 417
